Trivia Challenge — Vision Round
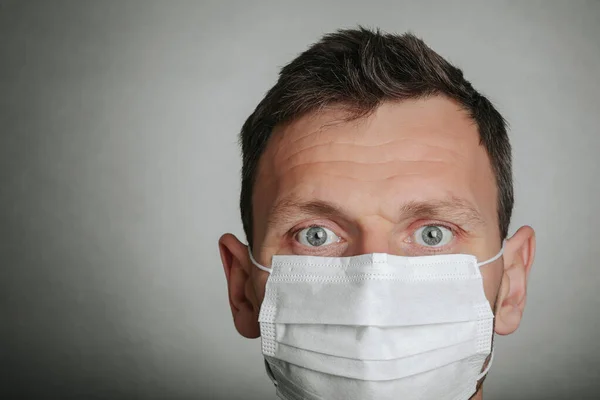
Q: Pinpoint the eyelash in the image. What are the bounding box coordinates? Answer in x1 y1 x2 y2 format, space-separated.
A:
291 223 338 238
414 221 457 235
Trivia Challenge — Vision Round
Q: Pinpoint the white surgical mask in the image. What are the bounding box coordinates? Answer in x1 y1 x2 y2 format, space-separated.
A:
249 245 504 400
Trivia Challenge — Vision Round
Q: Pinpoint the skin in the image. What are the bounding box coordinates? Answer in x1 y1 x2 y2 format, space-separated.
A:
219 96 536 399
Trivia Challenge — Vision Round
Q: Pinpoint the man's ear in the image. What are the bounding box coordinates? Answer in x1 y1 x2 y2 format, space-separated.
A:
218 233 260 338
494 225 536 335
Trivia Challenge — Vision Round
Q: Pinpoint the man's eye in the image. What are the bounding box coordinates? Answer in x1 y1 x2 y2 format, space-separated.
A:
296 226 340 247
414 225 453 247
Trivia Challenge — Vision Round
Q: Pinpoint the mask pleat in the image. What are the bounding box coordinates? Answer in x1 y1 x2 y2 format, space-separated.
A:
274 320 480 360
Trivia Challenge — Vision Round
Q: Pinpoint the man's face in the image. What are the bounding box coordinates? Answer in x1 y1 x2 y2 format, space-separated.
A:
220 96 534 341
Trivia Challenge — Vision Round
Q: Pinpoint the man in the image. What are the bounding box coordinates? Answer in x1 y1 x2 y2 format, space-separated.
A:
219 27 535 400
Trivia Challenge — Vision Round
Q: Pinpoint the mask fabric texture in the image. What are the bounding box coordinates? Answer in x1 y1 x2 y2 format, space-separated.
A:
249 247 502 400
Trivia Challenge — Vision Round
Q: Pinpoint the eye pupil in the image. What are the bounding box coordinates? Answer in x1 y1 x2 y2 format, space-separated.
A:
422 226 443 246
306 226 327 247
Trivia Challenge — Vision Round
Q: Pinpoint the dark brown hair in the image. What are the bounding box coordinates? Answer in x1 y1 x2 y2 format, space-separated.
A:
239 27 512 247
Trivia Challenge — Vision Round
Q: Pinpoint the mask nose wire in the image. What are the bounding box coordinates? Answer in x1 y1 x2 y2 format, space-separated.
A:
248 247 272 274
476 240 506 267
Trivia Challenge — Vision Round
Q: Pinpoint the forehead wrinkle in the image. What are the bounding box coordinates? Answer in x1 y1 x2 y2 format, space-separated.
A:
279 111 352 148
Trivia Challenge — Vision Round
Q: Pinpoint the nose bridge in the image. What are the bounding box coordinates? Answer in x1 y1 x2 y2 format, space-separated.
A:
352 216 394 255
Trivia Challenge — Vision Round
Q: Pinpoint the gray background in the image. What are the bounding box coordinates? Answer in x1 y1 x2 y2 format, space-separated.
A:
1 1 599 399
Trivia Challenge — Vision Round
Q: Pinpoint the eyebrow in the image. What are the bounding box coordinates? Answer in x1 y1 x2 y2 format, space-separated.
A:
398 198 486 228
267 197 347 230
267 195 486 230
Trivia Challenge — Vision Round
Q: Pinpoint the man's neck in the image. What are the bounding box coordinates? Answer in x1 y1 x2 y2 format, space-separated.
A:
470 387 483 400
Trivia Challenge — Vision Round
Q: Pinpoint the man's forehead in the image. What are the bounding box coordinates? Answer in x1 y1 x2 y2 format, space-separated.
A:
252 97 497 235
261 98 480 172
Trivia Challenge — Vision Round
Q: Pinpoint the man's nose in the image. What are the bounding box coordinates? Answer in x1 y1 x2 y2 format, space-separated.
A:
351 217 395 255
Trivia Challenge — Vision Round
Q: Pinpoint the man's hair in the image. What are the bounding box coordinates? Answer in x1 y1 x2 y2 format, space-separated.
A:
239 27 512 248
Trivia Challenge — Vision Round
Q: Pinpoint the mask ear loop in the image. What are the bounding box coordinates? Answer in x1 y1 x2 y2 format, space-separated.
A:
474 242 503 382
476 240 506 267
248 247 272 273
476 350 494 381
264 359 278 387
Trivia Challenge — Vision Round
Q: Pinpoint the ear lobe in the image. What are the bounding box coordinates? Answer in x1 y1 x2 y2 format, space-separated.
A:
494 226 536 336
218 233 260 338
